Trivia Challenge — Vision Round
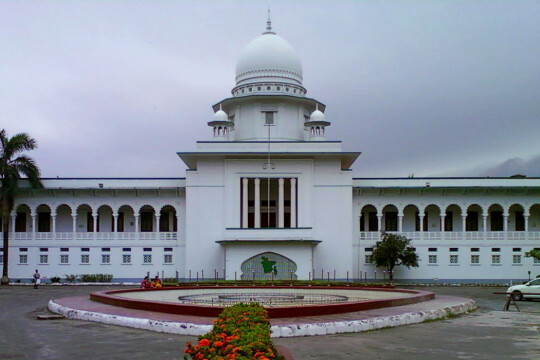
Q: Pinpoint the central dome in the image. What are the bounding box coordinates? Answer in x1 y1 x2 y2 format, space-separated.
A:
232 25 306 98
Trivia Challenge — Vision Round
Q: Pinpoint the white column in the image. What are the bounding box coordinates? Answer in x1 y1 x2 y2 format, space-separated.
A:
524 214 529 232
503 213 508 241
112 214 117 232
254 178 261 228
134 215 139 241
461 215 467 233
11 212 16 238
419 215 424 240
72 213 77 240
278 178 285 228
31 214 36 240
290 178 296 228
398 215 403 232
483 215 488 234
440 215 445 241
52 215 56 240
242 178 249 228
156 214 160 232
377 215 382 232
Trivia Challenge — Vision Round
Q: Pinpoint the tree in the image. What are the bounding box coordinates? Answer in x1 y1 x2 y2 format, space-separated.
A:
371 232 419 281
1 129 43 285
525 249 540 262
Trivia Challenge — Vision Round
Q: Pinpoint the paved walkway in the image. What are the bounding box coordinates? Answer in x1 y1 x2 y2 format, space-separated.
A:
1 285 539 360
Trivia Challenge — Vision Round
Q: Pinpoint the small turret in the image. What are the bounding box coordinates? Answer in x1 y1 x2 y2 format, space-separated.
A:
304 105 330 141
207 105 234 141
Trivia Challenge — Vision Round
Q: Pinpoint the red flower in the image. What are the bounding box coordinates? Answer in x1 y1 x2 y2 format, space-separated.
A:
198 338 210 347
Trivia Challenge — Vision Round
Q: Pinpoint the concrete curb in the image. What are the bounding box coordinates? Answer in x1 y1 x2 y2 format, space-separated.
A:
48 298 476 338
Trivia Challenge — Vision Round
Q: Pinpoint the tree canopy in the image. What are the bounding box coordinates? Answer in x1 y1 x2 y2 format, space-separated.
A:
371 232 419 281
1 129 43 285
525 249 540 261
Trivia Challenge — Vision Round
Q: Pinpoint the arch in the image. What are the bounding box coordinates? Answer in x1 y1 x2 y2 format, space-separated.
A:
76 203 93 213
382 204 398 231
423 204 442 232
116 205 135 233
445 203 463 214
466 203 484 215
55 203 72 215
359 204 378 232
13 204 31 232
96 205 114 232
35 204 52 233
139 205 156 232
159 205 178 232
487 203 504 232
443 204 462 232
508 203 526 232
55 204 73 233
240 252 297 281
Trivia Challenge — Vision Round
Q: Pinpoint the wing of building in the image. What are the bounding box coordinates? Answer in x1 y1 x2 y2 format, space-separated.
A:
4 20 540 283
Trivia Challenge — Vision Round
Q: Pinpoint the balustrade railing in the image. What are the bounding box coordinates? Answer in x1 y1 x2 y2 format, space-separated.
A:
359 231 540 242
10 231 178 241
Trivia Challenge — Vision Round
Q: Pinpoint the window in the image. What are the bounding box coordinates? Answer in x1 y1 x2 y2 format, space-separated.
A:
450 255 459 264
164 254 173 263
122 248 131 252
513 255 521 264
19 248 28 252
60 255 69 264
492 255 500 264
471 255 480 264
444 211 453 231
513 248 522 252
466 211 478 231
143 248 152 252
40 255 48 264
365 255 373 264
515 211 525 231
82 248 90 252
490 211 503 231
19 255 28 264
264 111 274 125
368 212 378 231
122 254 131 264
102 254 110 264
143 254 152 264
15 212 27 232
471 248 479 252
384 212 398 231
428 248 437 252
81 254 90 264
40 248 48 252
164 247 173 252
61 248 69 252
117 212 124 232
140 212 153 232
428 255 437 264
101 248 110 252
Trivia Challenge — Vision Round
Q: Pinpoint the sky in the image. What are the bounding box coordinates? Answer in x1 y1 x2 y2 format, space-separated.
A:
1 0 539 178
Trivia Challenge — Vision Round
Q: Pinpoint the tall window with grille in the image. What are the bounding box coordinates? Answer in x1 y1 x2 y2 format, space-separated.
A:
513 255 522 264
81 254 90 264
40 254 48 264
60 254 69 264
449 255 459 264
491 255 501 264
470 255 480 264
428 255 437 264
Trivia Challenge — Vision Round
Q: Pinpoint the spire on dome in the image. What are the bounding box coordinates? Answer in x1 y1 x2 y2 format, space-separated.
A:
264 9 275 34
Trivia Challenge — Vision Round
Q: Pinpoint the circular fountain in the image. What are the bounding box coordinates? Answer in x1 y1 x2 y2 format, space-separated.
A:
90 286 434 318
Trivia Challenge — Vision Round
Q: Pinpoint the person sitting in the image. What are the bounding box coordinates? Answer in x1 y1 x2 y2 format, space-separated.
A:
151 276 162 289
140 276 151 289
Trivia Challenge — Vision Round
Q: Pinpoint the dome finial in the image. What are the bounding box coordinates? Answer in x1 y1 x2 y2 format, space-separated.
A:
264 8 275 34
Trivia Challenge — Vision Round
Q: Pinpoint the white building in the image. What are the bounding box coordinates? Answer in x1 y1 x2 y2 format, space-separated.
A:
3 21 540 283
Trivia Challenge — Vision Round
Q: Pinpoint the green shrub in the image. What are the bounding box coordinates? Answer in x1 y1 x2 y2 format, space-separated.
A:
50 276 61 283
184 303 283 360
162 277 178 285
64 274 78 283
79 274 113 283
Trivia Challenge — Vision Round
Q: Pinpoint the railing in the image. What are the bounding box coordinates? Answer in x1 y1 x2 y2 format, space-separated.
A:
359 231 540 242
11 232 178 241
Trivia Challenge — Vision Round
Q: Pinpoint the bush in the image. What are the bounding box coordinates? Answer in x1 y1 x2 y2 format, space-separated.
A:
162 277 178 285
50 276 61 284
79 274 113 283
184 303 283 360
64 274 78 283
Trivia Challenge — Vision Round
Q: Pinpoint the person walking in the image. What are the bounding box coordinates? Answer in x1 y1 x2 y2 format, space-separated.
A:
33 269 41 289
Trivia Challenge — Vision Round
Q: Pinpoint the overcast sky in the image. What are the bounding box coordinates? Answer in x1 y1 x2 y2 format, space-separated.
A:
2 1 539 178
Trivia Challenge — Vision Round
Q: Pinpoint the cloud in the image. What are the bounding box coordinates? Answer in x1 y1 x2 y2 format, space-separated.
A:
440 155 540 177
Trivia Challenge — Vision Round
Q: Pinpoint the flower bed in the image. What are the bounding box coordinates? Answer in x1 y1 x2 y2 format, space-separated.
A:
184 303 284 360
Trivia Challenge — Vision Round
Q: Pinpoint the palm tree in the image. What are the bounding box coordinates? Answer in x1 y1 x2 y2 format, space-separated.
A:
1 129 43 285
